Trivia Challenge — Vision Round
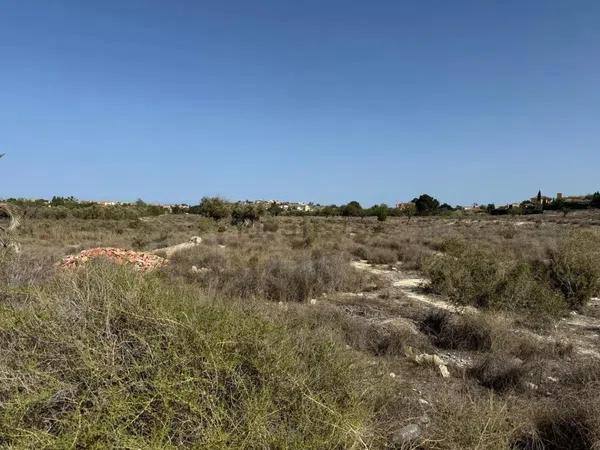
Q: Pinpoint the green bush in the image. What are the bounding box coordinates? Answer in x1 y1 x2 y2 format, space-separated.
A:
231 204 263 226
197 196 231 221
423 239 566 316
549 231 600 309
423 239 504 308
0 264 372 448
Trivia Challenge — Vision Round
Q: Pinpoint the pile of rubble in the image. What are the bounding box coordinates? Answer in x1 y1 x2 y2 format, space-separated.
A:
59 247 167 272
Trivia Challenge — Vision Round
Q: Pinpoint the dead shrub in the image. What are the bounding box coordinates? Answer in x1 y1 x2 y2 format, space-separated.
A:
365 248 397 265
0 252 54 305
396 242 428 270
262 221 279 233
469 354 525 391
342 319 426 357
170 247 364 302
512 409 594 450
350 246 369 260
350 245 396 264
420 311 492 351
561 359 600 389
344 321 406 356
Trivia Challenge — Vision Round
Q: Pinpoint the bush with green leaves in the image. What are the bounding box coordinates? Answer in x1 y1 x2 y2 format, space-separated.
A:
230 203 264 226
341 201 363 217
413 194 440 215
197 196 231 221
549 231 600 309
423 239 566 317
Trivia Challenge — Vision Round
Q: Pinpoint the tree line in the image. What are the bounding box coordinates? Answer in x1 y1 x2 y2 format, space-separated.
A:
189 194 454 224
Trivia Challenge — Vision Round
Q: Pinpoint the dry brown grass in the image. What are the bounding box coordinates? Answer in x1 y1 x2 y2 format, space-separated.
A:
4 211 600 448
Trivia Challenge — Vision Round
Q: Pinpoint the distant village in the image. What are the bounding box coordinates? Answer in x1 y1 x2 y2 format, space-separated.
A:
3 190 599 219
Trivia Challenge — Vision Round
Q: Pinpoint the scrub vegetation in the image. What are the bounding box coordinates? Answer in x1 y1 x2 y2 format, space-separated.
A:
2 209 600 448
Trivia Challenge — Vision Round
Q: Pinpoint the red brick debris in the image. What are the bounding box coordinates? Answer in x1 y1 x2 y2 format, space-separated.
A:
60 247 167 272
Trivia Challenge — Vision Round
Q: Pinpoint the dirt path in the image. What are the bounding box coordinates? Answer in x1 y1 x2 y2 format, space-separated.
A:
351 260 467 312
350 260 600 360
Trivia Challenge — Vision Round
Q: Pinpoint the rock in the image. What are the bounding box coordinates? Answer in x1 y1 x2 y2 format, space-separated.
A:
152 236 203 258
439 364 451 378
59 247 166 272
392 424 421 447
432 355 445 367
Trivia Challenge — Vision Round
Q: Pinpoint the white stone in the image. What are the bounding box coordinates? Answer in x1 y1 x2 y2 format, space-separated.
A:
438 365 450 378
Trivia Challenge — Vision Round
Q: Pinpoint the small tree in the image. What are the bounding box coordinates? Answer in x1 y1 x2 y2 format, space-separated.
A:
373 204 389 222
403 203 416 222
199 197 230 221
591 192 600 209
413 194 440 215
231 204 263 227
267 202 283 216
341 201 363 217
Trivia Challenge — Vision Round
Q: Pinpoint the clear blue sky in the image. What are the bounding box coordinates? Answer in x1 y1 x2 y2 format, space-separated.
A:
1 1 598 206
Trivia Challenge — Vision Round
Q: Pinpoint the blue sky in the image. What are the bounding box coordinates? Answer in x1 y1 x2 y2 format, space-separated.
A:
1 1 598 206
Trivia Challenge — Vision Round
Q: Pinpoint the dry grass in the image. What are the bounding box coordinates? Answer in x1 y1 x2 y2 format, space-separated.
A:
3 211 600 448
0 263 375 448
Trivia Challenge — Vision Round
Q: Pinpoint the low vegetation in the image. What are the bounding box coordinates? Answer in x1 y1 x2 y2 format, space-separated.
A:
422 231 600 316
0 263 374 448
2 210 600 448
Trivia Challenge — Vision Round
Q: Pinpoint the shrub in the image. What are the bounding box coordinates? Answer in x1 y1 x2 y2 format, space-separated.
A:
512 408 595 450
469 354 525 391
231 204 263 227
262 221 279 233
171 248 364 302
196 196 230 221
413 194 440 215
341 201 363 217
420 311 492 351
350 246 369 260
364 248 397 265
549 231 600 309
0 264 373 448
423 240 506 308
342 319 411 356
423 240 567 316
